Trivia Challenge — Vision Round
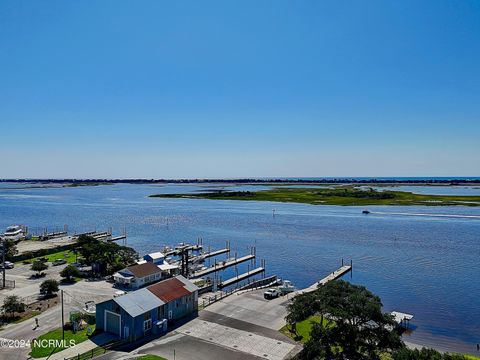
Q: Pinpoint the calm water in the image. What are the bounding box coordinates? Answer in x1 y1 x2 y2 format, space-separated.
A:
0 183 479 354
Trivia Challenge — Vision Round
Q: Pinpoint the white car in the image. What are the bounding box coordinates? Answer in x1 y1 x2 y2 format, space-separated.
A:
264 288 279 300
0 261 14 269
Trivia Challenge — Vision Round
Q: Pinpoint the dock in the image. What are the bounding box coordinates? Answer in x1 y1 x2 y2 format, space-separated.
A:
203 248 229 259
109 235 127 242
302 264 352 293
218 267 265 288
192 254 255 278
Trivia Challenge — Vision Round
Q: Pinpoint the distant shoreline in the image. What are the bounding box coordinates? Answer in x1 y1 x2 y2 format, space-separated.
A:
1 178 480 186
150 187 480 206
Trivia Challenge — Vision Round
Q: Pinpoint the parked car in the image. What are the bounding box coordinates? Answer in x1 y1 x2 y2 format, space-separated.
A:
52 259 67 266
38 257 49 262
264 288 279 300
0 261 14 269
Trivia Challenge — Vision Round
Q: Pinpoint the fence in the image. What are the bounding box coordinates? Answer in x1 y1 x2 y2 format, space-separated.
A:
237 275 278 291
63 338 130 360
0 278 15 290
63 346 106 360
201 287 237 308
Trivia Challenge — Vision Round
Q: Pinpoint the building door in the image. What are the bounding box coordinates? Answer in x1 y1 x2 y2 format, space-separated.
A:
104 310 121 336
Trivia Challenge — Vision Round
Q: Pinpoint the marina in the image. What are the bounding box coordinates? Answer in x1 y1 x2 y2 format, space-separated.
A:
191 254 255 278
0 183 479 353
218 266 265 288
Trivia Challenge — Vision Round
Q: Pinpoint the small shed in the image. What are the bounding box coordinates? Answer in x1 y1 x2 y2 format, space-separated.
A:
144 252 165 265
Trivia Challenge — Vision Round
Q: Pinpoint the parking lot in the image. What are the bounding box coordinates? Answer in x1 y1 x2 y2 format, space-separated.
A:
135 289 301 360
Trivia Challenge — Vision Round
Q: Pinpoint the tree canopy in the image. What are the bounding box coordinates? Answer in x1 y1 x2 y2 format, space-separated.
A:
76 235 138 275
1 295 26 317
60 264 81 282
31 259 48 275
40 279 59 297
288 280 402 360
1 239 18 261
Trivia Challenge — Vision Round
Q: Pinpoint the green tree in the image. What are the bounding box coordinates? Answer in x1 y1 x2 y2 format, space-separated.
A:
290 280 402 360
1 239 18 261
286 292 317 336
1 295 26 317
31 260 48 276
60 264 81 282
40 279 59 297
76 235 138 275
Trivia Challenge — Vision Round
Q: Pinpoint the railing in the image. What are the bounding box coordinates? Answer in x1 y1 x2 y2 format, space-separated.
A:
201 287 237 308
63 346 106 360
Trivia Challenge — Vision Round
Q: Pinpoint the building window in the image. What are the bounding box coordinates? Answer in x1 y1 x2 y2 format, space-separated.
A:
143 312 152 332
144 318 152 332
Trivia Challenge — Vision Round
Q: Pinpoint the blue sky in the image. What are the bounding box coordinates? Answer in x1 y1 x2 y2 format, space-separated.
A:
1 0 479 178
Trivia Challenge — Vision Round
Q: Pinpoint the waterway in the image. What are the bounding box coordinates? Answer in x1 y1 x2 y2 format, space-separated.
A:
0 182 479 354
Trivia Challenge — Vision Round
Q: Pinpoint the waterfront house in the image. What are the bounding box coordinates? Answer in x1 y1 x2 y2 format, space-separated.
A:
113 262 164 290
96 275 199 341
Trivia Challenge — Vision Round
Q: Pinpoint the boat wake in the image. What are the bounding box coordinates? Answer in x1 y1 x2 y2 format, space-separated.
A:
370 211 480 219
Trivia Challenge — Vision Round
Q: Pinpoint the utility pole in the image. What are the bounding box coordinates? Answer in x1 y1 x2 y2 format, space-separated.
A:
61 290 65 341
2 238 5 289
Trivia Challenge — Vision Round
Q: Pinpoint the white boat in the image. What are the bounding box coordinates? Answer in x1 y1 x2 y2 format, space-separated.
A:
278 280 295 294
3 225 26 241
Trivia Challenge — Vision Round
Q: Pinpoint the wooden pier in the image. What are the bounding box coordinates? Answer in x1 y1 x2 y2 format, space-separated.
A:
192 254 255 278
302 264 352 293
218 267 265 288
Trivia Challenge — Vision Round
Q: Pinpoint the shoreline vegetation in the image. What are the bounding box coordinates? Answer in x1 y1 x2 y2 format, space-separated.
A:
150 187 480 206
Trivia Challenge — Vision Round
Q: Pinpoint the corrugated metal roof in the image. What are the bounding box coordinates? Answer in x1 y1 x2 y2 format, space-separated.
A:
176 275 200 293
114 288 165 317
147 277 193 303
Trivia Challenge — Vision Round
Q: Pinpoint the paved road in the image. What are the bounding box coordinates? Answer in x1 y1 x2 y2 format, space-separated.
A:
136 332 263 360
0 280 117 360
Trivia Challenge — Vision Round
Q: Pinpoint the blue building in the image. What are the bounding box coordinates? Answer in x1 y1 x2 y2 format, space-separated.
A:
143 252 165 265
95 275 199 341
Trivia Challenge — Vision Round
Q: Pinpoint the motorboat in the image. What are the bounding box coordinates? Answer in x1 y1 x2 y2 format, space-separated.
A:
362 210 370 214
3 225 26 241
278 280 295 294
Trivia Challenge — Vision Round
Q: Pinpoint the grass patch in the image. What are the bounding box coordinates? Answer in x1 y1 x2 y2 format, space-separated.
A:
20 250 77 264
151 186 480 206
30 325 95 358
138 356 168 360
280 315 331 343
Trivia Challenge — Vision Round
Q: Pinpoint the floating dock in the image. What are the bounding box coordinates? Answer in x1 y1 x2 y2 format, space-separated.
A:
192 254 255 278
203 248 229 259
218 267 265 288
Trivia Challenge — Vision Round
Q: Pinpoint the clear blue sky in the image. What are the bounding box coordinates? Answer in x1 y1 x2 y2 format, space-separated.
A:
1 0 479 178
